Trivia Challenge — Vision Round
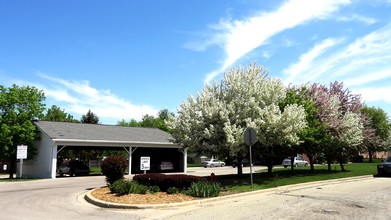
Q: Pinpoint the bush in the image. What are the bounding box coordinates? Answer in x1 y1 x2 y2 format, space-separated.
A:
167 187 179 194
109 179 148 195
133 173 204 191
149 185 160 194
185 181 221 198
101 156 128 185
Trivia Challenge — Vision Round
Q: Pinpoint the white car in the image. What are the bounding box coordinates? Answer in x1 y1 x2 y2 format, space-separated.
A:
202 159 225 168
282 157 308 168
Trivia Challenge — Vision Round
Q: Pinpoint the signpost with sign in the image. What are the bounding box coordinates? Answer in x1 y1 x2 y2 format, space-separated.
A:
244 127 257 188
17 145 28 178
140 157 150 174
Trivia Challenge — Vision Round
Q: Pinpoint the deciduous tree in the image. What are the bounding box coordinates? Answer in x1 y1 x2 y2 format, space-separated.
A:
361 106 391 162
0 84 46 178
41 105 79 122
310 82 363 171
168 63 307 175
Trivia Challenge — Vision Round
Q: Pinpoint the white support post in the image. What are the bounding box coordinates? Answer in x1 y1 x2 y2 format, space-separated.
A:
51 145 58 179
184 148 187 174
128 147 132 176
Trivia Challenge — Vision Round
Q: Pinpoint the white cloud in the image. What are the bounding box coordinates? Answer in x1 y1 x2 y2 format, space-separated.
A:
336 14 377 25
355 87 391 103
345 69 391 87
198 0 351 83
283 38 343 84
37 73 158 124
282 22 391 86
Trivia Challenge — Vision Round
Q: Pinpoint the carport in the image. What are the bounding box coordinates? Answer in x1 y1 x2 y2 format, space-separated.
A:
20 121 186 178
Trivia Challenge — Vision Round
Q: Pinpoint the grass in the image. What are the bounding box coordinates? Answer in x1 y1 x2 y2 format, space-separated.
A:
217 162 378 193
90 167 102 175
187 163 203 167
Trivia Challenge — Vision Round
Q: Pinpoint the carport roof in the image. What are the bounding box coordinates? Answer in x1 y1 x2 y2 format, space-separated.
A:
33 120 179 148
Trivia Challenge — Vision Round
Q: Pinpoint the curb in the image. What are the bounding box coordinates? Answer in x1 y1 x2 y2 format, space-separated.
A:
84 175 374 209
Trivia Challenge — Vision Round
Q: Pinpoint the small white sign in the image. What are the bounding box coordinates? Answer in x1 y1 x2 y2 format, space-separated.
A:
140 157 150 171
17 145 28 159
3 164 7 171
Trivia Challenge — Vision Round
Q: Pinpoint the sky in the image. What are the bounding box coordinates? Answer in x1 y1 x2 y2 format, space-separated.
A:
1 0 391 124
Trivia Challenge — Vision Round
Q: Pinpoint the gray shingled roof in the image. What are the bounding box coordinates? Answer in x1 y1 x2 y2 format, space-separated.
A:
34 120 174 144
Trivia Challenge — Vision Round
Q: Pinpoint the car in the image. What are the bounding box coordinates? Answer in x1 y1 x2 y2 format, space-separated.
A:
377 156 391 176
160 160 174 171
58 160 90 177
282 156 308 168
202 159 225 168
232 159 251 168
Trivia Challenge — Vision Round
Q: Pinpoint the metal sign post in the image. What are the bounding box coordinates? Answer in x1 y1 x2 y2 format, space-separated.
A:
244 127 257 188
17 145 28 178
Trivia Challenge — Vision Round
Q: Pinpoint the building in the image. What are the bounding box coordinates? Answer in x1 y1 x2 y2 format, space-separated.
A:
19 121 186 178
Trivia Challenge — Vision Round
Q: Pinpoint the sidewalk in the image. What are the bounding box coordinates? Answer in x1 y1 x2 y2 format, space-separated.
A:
0 173 15 179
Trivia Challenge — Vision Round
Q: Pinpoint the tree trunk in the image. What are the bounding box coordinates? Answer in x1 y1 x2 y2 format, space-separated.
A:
290 152 294 172
327 157 332 172
9 154 16 179
309 155 315 173
368 150 373 163
237 158 243 176
267 164 273 176
339 159 345 171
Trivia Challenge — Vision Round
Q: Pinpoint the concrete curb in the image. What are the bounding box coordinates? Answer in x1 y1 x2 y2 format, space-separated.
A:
84 175 374 209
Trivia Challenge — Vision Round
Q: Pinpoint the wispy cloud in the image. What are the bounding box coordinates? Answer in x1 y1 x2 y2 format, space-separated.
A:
355 87 391 103
37 73 158 123
283 38 343 84
282 22 391 103
196 0 351 83
336 14 377 25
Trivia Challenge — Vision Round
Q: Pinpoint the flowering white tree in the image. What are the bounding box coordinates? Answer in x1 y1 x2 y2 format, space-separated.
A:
168 62 307 174
310 82 363 171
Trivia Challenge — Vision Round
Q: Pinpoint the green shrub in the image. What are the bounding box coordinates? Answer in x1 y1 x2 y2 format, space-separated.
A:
186 181 221 198
109 179 148 195
109 179 133 195
101 156 128 185
149 185 160 194
167 187 179 194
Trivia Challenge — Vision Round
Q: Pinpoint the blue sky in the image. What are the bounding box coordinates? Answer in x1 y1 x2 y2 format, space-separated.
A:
1 0 391 124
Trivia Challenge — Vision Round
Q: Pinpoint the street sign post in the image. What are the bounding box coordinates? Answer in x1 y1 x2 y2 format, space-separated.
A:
140 157 150 174
17 145 28 178
244 127 257 188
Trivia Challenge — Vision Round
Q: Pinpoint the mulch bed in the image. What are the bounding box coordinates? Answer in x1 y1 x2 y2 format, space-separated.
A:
91 187 197 204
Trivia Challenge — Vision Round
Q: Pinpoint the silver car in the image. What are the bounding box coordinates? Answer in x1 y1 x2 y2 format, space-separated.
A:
202 159 225 168
282 157 308 168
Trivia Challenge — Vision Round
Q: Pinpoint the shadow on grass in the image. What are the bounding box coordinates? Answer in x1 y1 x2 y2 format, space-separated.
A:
207 162 379 192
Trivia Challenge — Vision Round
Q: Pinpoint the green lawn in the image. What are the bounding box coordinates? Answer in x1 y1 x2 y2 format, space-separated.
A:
90 167 102 175
217 162 378 193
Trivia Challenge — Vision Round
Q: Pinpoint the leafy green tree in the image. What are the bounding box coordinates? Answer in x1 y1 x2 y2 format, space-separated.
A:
118 109 174 133
282 86 327 173
168 62 307 175
361 106 391 162
117 119 140 127
41 105 79 122
81 109 99 124
0 84 46 178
